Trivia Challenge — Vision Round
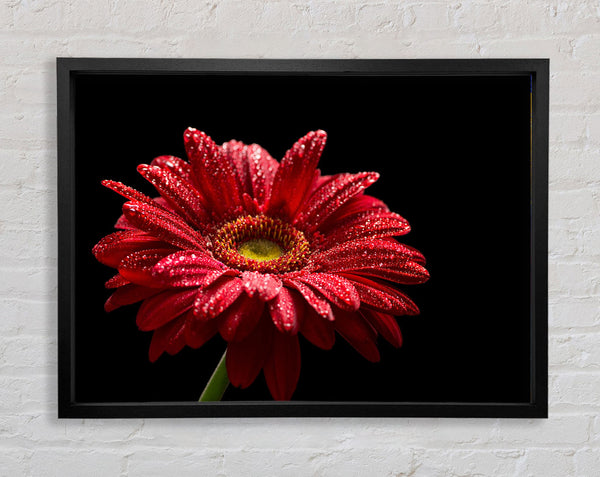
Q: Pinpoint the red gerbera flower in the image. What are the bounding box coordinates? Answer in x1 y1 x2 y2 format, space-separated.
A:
93 128 429 400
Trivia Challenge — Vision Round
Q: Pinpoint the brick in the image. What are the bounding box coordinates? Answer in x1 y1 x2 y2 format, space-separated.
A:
12 0 66 31
0 448 32 477
521 449 576 477
550 147 600 185
551 373 600 407
357 4 402 33
550 189 598 220
573 34 600 67
493 415 590 445
127 449 223 477
30 450 122 477
587 113 600 145
414 449 522 477
550 113 587 144
575 448 600 477
0 335 56 375
548 261 600 297
549 298 600 328
0 298 55 336
550 333 600 369
553 71 600 106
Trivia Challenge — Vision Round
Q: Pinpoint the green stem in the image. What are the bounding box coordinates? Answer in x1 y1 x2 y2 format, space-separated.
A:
199 350 230 402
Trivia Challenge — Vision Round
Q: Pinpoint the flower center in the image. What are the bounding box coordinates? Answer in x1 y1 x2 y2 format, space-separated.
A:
238 238 283 261
213 215 310 273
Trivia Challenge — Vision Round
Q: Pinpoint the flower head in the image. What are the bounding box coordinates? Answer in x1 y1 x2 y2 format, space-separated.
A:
93 128 429 400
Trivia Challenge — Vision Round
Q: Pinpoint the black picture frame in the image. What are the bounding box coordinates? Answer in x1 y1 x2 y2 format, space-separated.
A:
57 58 548 418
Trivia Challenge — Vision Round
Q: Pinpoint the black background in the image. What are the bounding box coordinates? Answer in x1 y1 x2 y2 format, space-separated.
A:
74 73 531 403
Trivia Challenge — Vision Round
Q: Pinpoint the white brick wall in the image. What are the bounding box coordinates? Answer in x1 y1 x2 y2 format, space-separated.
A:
0 0 598 475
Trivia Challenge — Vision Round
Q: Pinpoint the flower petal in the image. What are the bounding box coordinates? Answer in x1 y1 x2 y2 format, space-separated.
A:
136 289 198 331
241 271 282 301
348 263 429 285
105 273 129 289
185 312 219 349
118 248 177 287
101 179 159 206
267 130 327 219
334 308 380 362
340 273 420 315
267 287 303 334
218 294 265 342
149 313 187 362
193 277 244 320
294 172 379 232
226 315 272 389
137 164 210 230
283 277 333 320
320 211 411 247
104 284 162 312
183 128 244 216
122 200 207 250
360 309 403 348
300 306 335 350
92 230 168 268
322 193 388 225
150 155 193 182
314 238 426 274
263 332 301 401
295 273 360 311
152 250 226 288
246 143 278 205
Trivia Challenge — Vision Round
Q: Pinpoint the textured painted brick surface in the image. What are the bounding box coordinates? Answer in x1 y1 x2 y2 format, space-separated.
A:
0 0 599 476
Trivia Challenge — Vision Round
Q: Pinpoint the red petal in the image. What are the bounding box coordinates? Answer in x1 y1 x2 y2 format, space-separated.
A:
320 211 411 247
348 263 429 285
137 164 209 230
294 172 379 232
183 128 244 216
314 238 426 273
360 309 403 348
185 312 219 348
300 306 335 350
101 180 158 206
340 273 420 315
193 277 244 320
149 314 187 362
323 194 388 225
92 230 168 268
267 287 303 334
246 143 278 205
218 294 265 342
152 250 226 288
226 316 273 389
114 214 136 230
104 284 162 312
105 273 129 289
334 308 380 362
267 130 327 219
222 140 252 197
118 248 176 287
263 332 301 401
241 271 282 301
295 273 360 311
283 277 333 320
150 155 193 182
136 289 198 331
122 200 207 250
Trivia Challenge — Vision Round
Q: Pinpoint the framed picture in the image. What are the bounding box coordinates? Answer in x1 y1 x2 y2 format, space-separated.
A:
57 58 548 418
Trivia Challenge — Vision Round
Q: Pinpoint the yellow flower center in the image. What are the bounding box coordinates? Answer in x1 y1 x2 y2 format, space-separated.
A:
212 215 310 273
238 238 283 261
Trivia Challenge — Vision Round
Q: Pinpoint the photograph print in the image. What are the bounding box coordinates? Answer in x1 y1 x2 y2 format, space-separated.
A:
58 59 548 417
